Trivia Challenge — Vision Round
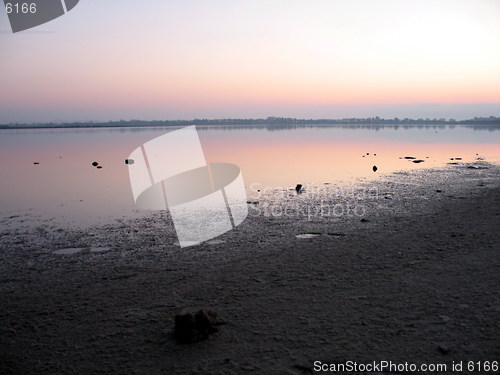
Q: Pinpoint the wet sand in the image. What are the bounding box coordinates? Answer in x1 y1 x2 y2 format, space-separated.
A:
1 162 499 374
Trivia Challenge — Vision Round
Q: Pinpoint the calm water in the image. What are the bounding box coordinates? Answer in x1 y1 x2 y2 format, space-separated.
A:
0 125 499 226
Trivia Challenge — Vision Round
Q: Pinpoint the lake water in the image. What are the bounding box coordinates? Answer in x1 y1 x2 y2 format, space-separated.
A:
0 125 499 227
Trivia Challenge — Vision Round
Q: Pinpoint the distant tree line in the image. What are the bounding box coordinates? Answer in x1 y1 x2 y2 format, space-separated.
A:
1 116 499 129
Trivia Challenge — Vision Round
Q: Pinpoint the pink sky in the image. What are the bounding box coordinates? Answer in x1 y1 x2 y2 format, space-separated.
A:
0 0 499 123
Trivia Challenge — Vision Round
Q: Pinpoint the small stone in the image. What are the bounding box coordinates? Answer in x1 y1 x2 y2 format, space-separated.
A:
437 344 450 354
360 218 370 223
125 159 134 165
96 166 103 169
372 165 378 172
412 160 425 163
33 162 40 165
404 156 416 159
91 162 99 167
436 189 442 193
174 308 218 344
295 184 303 193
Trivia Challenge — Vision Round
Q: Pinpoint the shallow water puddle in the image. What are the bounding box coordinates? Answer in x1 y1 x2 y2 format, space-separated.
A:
52 247 85 255
90 246 111 252
295 233 321 239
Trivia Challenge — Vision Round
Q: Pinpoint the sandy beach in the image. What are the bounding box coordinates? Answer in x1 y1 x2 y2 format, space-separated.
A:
1 161 499 375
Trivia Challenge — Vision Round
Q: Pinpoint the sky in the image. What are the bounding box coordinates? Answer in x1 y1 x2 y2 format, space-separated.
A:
0 0 499 123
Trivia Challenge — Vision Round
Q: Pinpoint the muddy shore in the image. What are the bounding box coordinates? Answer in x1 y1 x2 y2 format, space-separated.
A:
1 162 499 375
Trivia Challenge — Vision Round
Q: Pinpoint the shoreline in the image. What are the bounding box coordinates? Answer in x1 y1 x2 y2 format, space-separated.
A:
1 162 499 374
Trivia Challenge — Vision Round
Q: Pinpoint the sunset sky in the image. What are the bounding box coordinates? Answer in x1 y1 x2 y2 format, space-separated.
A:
0 0 499 123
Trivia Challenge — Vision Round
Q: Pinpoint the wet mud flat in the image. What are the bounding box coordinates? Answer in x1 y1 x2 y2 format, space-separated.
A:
0 162 499 375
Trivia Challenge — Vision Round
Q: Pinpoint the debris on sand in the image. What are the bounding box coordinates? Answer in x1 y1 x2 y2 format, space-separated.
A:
404 156 416 159
52 247 85 255
412 160 425 163
96 166 103 169
295 184 303 194
360 218 370 223
174 308 219 344
91 162 99 167
33 162 40 165
467 165 487 169
373 165 378 172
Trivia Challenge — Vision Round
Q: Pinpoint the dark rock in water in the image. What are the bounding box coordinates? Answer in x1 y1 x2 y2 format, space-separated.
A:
125 159 134 165
174 308 218 344
91 162 99 167
436 189 442 193
96 166 103 169
412 160 425 163
295 184 303 193
404 156 416 159
360 218 370 223
372 165 378 172
33 162 40 165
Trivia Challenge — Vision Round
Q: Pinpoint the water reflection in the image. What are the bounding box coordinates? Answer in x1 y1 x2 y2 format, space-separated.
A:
0 125 498 226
